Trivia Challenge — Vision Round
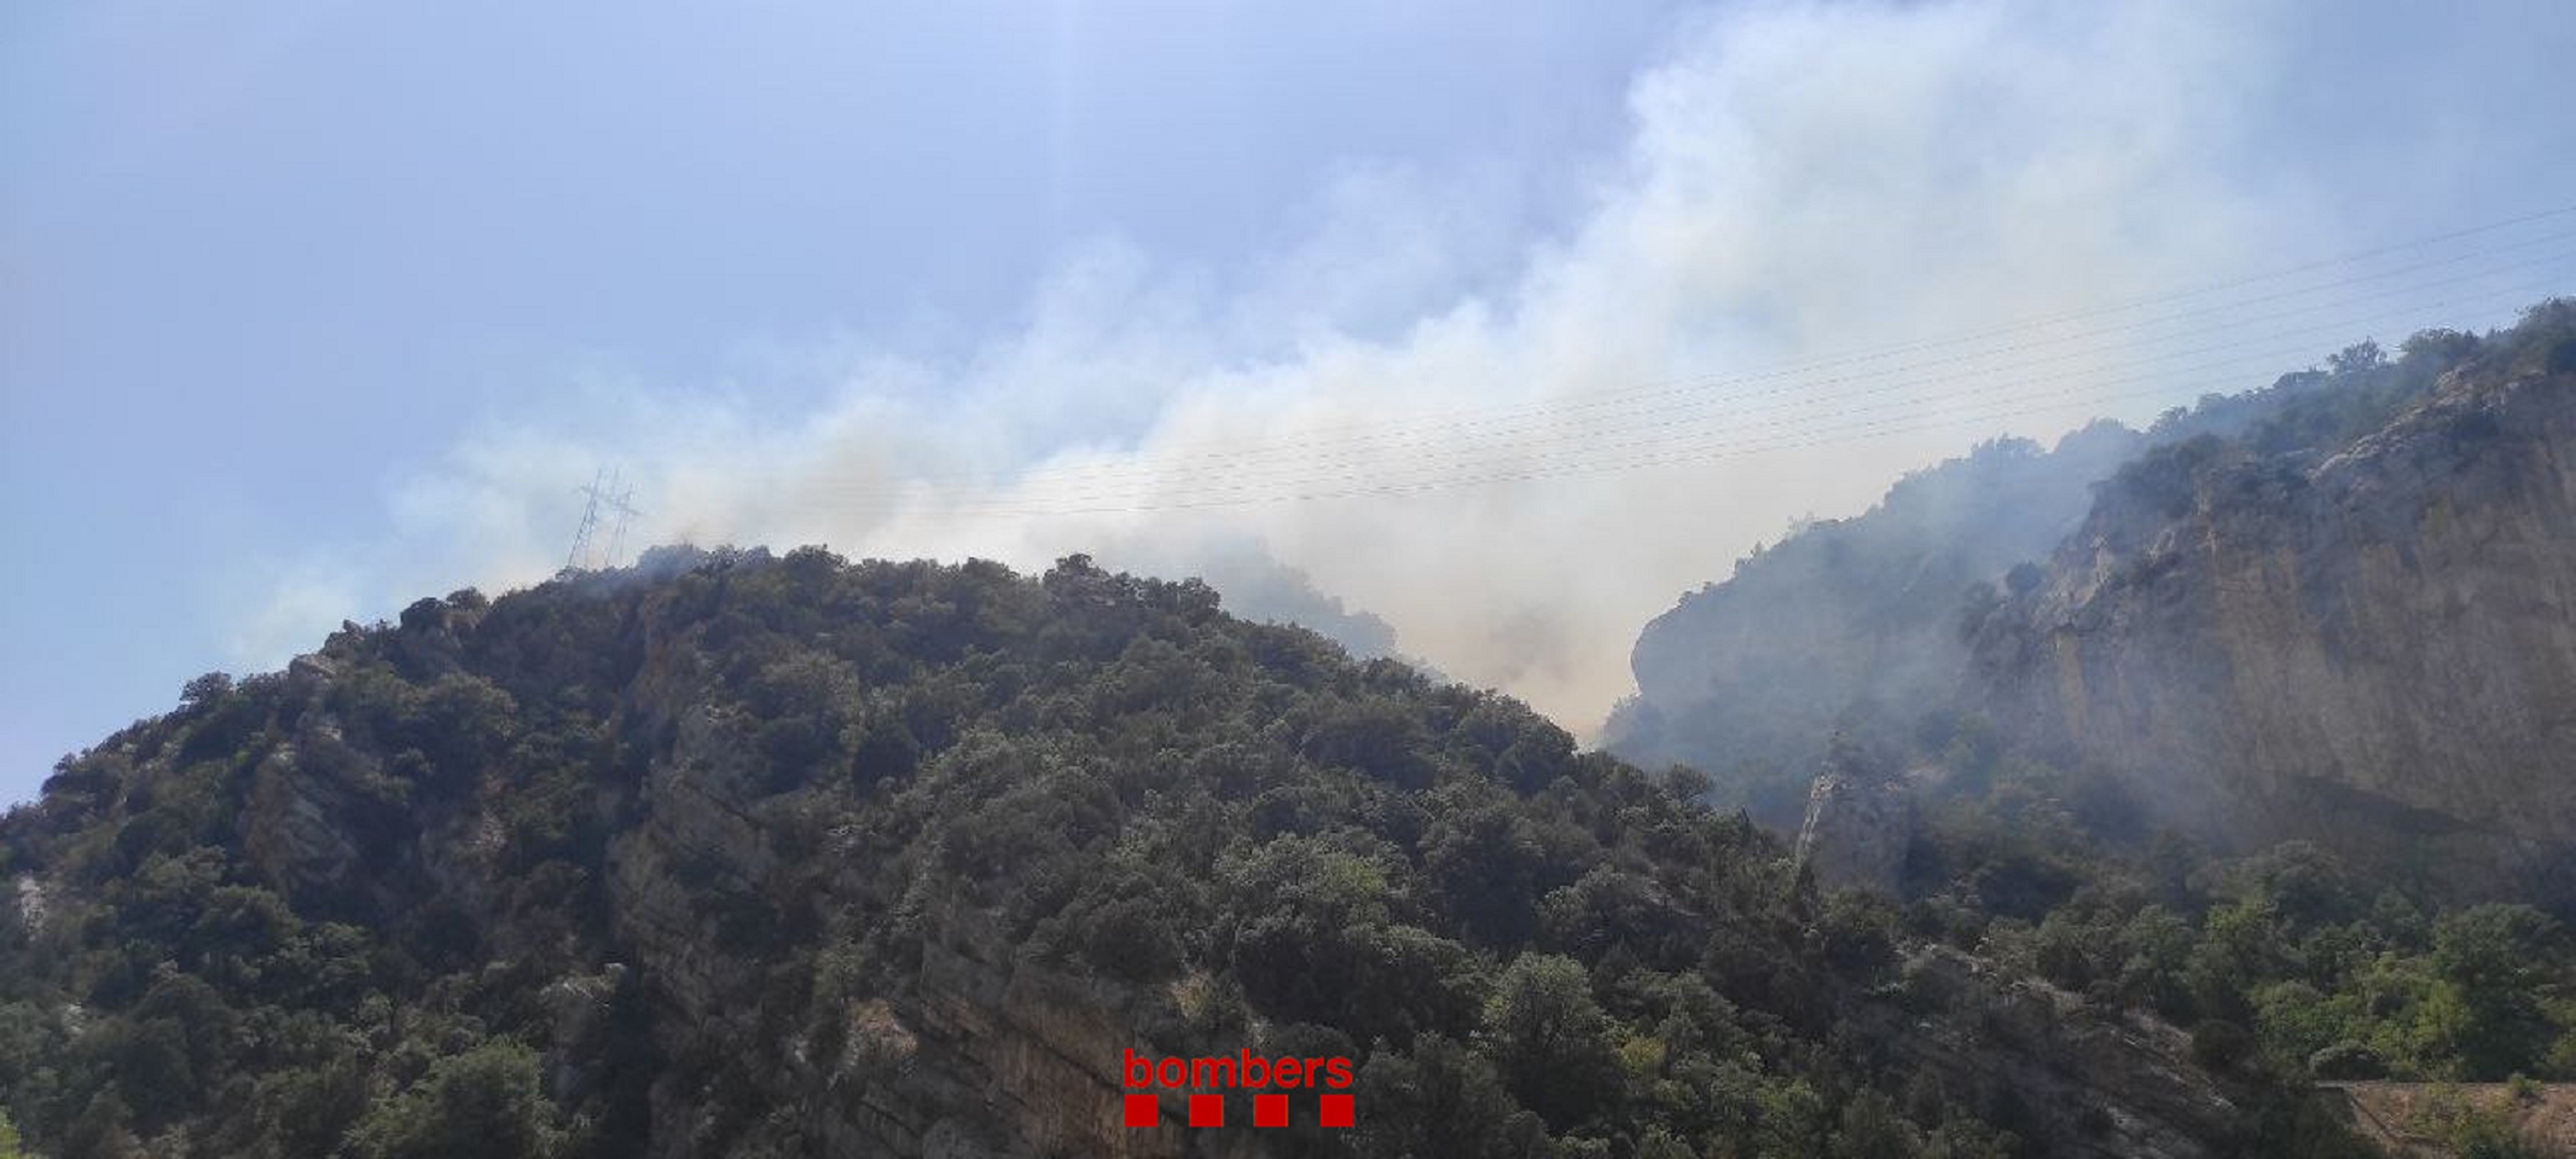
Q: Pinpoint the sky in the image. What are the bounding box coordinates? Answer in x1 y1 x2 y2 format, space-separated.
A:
5 0 2573 806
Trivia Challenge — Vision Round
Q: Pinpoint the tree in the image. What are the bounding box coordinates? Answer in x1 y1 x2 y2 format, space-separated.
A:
350 1041 556 1159
1923 1118 2020 1159
1832 1089 1923 1158
2433 904 2567 1078
2326 340 2386 376
179 671 234 711
1481 953 1622 1129
1354 1035 1551 1159
61 1090 140 1159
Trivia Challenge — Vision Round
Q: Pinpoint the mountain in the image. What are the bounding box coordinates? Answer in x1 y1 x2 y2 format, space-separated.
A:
1593 302 2576 1154
1613 300 2576 902
8 305 2574 1159
1967 305 2576 898
3 550 2369 1158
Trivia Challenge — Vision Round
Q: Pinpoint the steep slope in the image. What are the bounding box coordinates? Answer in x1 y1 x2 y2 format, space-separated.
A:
1609 422 2145 823
1967 302 2576 895
1613 302 2576 900
0 551 2314 1158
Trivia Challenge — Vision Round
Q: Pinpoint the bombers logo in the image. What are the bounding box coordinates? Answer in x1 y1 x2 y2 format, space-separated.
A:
1120 1048 1356 1129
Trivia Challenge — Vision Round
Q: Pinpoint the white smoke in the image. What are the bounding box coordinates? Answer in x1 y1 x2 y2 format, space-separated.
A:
234 0 2552 738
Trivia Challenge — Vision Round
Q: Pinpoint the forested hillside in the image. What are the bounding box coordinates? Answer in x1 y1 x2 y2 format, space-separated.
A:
0 549 2405 1158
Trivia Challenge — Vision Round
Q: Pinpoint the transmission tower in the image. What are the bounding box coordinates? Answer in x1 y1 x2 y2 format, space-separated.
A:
566 468 645 571
566 469 606 571
604 473 642 566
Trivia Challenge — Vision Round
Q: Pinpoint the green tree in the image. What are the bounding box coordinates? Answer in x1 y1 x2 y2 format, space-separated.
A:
2433 905 2566 1078
1354 1035 1551 1159
1923 1118 2020 1159
61 1089 140 1159
1831 1088 1922 1158
350 1041 556 1159
1481 953 1622 1129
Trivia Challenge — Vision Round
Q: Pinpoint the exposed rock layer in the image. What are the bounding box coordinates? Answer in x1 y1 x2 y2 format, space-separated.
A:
1970 343 2576 893
1620 310 2576 902
1791 738 1915 892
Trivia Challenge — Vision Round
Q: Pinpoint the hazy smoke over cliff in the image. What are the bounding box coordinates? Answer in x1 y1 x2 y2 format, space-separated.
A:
248 0 2568 736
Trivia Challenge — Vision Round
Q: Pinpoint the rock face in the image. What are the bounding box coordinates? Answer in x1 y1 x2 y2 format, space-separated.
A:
1791 737 1915 892
1969 327 2576 894
1620 305 2576 902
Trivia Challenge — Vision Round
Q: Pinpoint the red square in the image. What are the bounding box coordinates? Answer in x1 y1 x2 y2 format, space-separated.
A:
1253 1092 1289 1127
1188 1094 1224 1127
1318 1093 1354 1128
1124 1094 1159 1128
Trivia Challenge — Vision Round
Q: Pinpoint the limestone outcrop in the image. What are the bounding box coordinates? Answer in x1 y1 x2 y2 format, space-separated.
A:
1791 737 1916 893
1621 305 2576 901
1968 326 2576 894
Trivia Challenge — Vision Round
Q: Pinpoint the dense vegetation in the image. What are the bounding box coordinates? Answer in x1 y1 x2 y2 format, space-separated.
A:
0 548 2384 1158
1899 718 2576 1076
1881 723 2576 1157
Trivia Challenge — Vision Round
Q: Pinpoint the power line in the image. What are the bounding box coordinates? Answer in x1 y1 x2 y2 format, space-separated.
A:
934 327 2493 519
825 203 2576 500
819 213 2576 512
846 250 2571 508
841 270 2567 516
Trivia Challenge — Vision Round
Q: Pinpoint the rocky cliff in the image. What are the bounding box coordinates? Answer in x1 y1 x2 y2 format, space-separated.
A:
1791 737 1917 894
1968 307 2576 895
1618 301 2576 903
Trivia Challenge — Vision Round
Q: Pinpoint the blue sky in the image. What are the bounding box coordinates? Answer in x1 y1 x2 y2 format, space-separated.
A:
5 0 2573 804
